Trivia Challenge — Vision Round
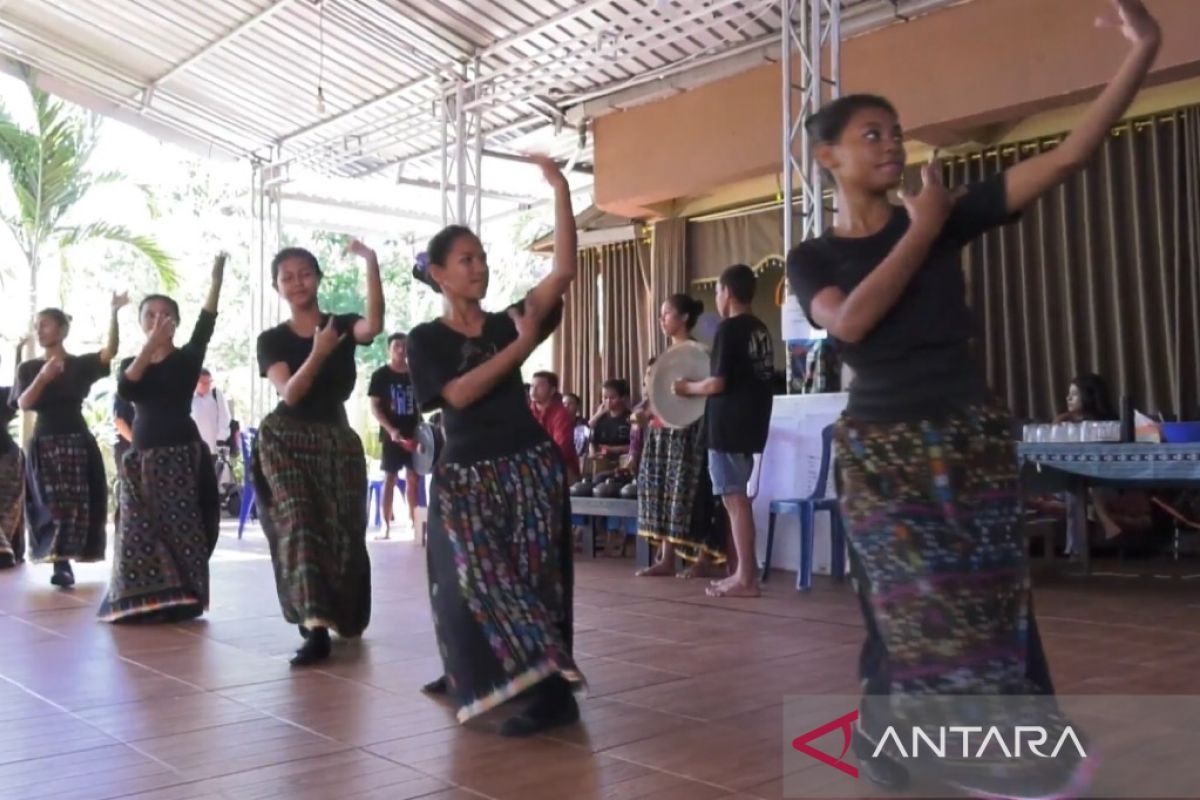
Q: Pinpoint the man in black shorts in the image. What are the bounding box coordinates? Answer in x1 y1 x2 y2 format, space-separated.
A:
368 333 420 539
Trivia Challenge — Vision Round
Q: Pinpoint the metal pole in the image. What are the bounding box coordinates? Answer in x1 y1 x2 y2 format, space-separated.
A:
782 0 840 391
454 80 467 225
808 0 823 236
440 89 450 227
781 0 794 256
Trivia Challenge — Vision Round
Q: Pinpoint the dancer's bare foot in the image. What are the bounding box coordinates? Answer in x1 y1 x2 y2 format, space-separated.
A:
706 578 760 598
635 560 674 577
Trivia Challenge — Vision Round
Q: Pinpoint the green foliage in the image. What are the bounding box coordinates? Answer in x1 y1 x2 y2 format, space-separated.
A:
0 71 176 303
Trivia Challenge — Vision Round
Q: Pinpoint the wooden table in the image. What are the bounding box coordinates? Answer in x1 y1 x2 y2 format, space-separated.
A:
1017 442 1200 574
569 496 648 564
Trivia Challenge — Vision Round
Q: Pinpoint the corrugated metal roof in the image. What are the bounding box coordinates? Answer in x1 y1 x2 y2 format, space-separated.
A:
0 0 957 190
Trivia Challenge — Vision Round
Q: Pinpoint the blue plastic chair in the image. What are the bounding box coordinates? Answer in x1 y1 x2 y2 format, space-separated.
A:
761 423 847 591
237 427 258 539
369 472 429 528
368 479 385 527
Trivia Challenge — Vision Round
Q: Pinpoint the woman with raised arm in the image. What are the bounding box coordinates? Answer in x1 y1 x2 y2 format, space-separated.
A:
12 293 128 588
407 157 583 737
98 254 226 623
786 2 1159 797
254 240 383 666
0 338 30 568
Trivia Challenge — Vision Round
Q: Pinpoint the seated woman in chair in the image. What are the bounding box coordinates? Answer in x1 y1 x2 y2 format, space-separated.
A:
1056 373 1151 552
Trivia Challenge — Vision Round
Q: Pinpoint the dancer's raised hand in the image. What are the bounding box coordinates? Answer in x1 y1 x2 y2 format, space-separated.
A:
529 154 567 189
1095 0 1160 48
311 316 344 360
898 158 954 236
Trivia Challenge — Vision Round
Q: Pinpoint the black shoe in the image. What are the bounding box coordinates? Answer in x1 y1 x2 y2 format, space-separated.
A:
289 627 331 667
50 561 75 589
421 676 448 695
499 676 579 737
0 553 14 569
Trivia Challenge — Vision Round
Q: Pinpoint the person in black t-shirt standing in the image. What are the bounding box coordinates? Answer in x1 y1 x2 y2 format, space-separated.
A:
367 332 420 540
407 155 584 738
254 240 383 667
674 264 773 599
786 3 1159 796
98 254 226 624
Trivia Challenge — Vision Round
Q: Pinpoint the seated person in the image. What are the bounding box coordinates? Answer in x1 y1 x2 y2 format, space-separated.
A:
528 371 580 482
1054 373 1150 551
589 378 632 458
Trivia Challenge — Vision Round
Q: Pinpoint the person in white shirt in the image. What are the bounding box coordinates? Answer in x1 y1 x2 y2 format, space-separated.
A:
192 368 232 455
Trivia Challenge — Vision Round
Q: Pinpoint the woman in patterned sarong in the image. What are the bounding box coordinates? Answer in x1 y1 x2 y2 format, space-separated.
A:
12 295 127 587
97 254 226 623
253 240 383 666
407 156 583 737
635 294 723 578
786 3 1159 796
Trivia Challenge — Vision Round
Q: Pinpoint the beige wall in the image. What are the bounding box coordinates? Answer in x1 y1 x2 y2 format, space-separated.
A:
594 0 1200 218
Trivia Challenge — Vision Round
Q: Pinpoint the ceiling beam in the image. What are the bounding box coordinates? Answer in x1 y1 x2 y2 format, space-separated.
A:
280 191 443 223
151 0 303 87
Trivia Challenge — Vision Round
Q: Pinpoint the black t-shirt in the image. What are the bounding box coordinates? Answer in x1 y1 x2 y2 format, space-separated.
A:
256 313 366 424
12 352 108 436
407 300 561 465
707 314 775 454
367 365 419 440
592 412 632 448
118 309 215 450
787 174 1016 422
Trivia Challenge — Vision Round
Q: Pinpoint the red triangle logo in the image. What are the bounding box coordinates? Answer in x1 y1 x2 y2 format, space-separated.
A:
791 709 860 779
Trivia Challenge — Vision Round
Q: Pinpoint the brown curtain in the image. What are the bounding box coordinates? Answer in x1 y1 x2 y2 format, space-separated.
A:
554 250 600 412
554 240 653 411
602 240 654 402
650 218 687 357
955 105 1200 422
686 207 781 282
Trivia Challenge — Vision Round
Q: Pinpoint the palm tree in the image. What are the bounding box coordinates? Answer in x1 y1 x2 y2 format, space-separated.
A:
0 70 175 334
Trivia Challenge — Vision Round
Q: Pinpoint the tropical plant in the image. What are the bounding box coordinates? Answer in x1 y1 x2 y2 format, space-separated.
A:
0 71 175 329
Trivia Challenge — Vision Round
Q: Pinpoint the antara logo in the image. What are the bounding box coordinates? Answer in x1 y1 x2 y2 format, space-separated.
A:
791 709 860 779
792 710 1087 780
872 725 1087 760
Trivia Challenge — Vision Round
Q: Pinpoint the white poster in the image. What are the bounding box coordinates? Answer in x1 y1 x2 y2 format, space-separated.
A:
781 292 814 342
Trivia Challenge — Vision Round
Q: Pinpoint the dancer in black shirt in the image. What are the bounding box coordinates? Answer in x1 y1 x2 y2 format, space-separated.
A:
98 254 226 623
13 294 128 587
408 156 583 736
254 240 383 666
786 2 1160 796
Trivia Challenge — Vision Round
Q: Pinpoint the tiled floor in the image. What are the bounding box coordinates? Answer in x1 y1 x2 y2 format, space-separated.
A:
2 524 1200 800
